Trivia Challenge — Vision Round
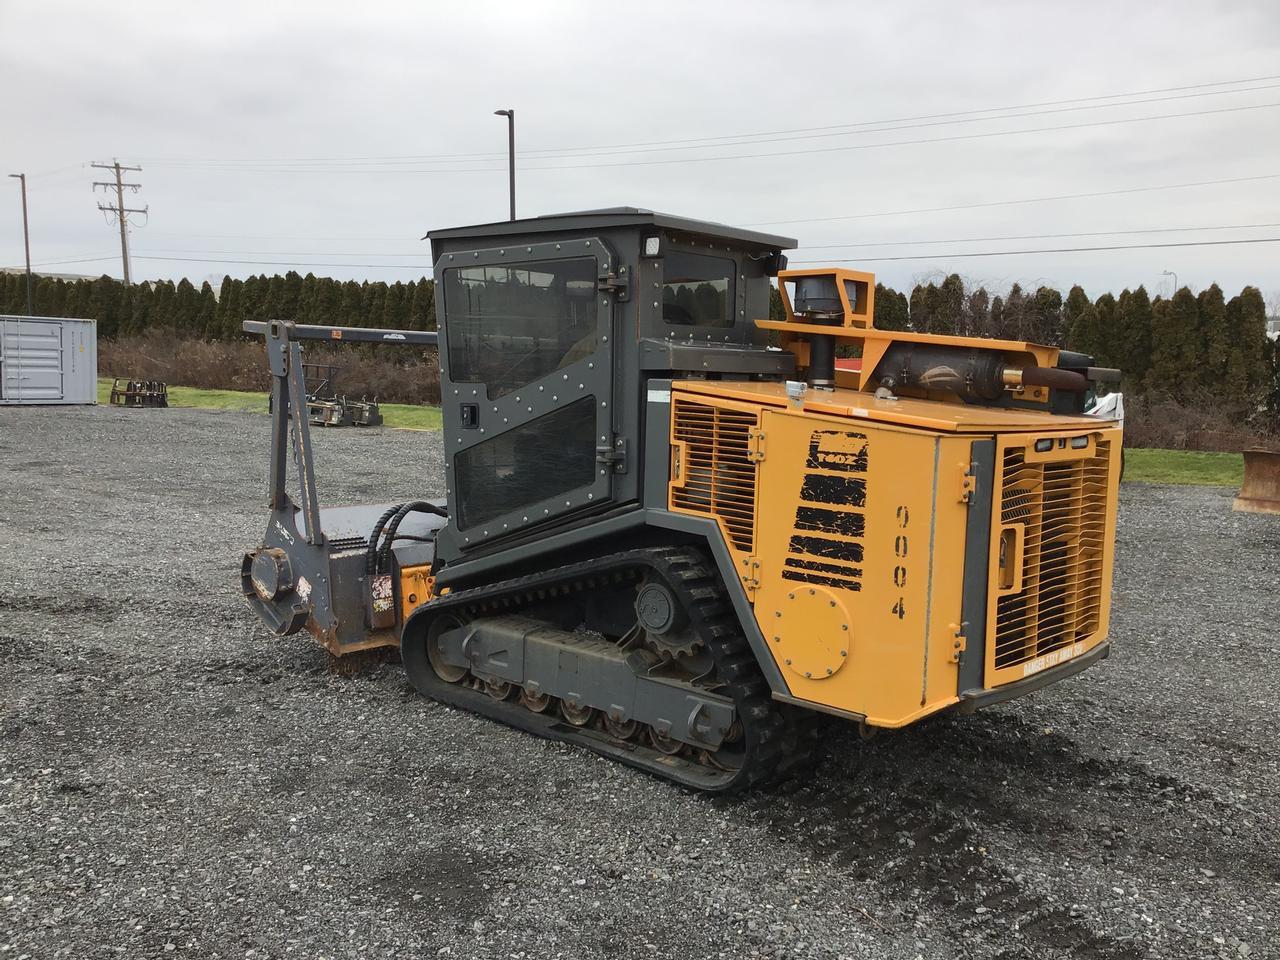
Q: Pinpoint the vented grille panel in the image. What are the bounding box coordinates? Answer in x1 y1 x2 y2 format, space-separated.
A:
671 400 759 552
991 438 1111 680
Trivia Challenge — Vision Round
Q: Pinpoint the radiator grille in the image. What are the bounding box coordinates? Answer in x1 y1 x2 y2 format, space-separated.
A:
670 399 759 552
990 437 1111 681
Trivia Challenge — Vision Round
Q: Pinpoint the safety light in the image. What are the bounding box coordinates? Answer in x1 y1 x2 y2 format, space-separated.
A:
1035 438 1053 452
642 235 661 257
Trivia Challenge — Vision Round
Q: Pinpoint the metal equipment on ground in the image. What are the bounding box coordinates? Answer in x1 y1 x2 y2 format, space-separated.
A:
239 209 1124 792
109 377 169 408
1233 447 1280 514
301 361 383 427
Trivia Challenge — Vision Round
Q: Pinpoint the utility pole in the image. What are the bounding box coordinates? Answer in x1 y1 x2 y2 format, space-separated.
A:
91 160 146 284
7 173 33 316
494 109 515 220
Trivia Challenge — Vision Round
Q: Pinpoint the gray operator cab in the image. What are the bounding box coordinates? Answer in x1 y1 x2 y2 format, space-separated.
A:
427 208 796 575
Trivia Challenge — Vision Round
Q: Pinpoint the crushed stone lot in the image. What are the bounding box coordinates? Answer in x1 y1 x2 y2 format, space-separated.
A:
2 403 1278 960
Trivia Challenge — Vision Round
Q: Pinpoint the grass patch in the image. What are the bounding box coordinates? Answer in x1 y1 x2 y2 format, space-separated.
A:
90 378 1243 484
1123 448 1243 486
97 379 441 430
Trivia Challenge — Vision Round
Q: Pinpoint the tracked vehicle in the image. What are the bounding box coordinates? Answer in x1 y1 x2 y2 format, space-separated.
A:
241 209 1123 792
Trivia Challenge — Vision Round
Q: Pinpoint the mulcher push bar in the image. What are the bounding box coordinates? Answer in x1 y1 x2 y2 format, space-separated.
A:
242 319 438 346
241 319 436 548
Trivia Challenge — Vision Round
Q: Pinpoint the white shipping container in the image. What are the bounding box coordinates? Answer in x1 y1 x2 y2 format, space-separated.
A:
0 316 97 405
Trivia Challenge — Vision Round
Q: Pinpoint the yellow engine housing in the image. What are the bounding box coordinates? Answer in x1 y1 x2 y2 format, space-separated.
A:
667 380 1121 729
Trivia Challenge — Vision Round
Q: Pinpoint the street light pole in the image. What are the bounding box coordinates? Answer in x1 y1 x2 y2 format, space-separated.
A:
1161 269 1178 296
8 173 33 316
494 109 515 220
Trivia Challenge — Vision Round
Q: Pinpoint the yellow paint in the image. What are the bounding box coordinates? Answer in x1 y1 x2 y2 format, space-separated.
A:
982 427 1122 688
751 406 972 726
763 267 1060 402
399 565 435 625
673 379 1106 434
666 381 1121 729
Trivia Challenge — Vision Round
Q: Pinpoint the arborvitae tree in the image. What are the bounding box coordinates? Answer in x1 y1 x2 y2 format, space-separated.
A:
171 279 199 336
927 274 962 335
1225 286 1270 405
1093 292 1117 366
873 283 909 331
196 282 218 337
989 295 1004 337
1068 295 1104 361
1147 288 1200 399
62 280 83 318
908 282 939 333
963 286 990 337
339 281 363 326
363 282 386 327
1199 284 1228 392
1263 335 1280 427
279 271 304 322
995 284 1026 340
89 276 122 338
1024 286 1064 345
1113 286 1152 388
382 281 406 328
239 275 262 322
1063 285 1089 345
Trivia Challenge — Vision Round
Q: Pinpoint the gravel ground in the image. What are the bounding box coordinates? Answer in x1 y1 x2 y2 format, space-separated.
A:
2 403 1278 960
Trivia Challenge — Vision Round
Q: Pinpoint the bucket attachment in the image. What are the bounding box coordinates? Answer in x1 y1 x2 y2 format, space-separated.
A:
1233 447 1280 515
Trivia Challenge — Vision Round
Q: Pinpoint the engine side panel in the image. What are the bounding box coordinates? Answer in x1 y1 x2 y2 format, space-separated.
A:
751 407 974 726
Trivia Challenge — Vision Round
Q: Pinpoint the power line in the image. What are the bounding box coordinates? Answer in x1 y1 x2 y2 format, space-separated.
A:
511 101 1280 172
748 172 1280 226
138 247 429 257
142 73 1280 165
123 222 1280 259
28 236 1280 274
791 236 1280 264
132 255 432 271
91 160 146 283
141 100 1280 175
148 81 1280 166
798 221 1280 250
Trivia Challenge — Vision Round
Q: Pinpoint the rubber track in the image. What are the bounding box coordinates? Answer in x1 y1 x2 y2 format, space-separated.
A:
403 546 820 793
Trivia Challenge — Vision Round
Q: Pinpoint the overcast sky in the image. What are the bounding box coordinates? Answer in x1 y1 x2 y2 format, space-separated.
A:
3 0 1279 302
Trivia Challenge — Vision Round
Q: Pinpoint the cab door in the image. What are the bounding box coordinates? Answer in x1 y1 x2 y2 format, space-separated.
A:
437 237 617 549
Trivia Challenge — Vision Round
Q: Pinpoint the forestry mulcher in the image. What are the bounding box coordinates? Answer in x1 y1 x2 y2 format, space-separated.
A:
241 208 1122 792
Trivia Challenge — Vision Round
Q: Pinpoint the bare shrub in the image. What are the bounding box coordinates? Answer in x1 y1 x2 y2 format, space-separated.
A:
99 334 441 406
1123 390 1275 452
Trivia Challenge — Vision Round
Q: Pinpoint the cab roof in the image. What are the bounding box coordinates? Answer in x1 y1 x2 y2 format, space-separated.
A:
426 207 796 251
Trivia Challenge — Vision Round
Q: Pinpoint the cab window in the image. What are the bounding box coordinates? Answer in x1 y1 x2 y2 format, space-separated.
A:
442 257 598 398
662 252 735 327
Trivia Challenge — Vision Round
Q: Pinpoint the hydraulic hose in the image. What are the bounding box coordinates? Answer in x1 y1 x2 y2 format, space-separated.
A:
366 504 404 576
377 501 448 575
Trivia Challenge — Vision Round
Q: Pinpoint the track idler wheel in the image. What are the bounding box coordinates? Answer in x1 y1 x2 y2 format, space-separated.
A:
425 614 468 683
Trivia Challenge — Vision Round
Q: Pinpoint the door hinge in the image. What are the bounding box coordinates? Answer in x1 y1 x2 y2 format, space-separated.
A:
596 437 628 474
951 623 967 663
959 461 978 504
598 266 630 301
747 427 766 463
740 555 761 599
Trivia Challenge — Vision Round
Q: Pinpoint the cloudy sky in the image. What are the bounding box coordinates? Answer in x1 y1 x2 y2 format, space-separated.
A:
4 0 1279 301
